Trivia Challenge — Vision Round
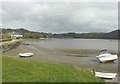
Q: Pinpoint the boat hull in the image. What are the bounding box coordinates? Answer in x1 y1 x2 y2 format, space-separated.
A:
19 53 33 57
96 55 118 63
95 72 117 79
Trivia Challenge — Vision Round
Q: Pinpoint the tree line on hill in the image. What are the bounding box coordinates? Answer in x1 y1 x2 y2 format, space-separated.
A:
1 28 119 39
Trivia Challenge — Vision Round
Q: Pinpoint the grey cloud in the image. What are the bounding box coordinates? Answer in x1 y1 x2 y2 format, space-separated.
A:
2 2 118 33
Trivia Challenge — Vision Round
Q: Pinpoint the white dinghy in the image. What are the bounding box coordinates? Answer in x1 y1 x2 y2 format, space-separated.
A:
95 72 117 79
19 53 33 57
96 49 118 63
92 69 117 79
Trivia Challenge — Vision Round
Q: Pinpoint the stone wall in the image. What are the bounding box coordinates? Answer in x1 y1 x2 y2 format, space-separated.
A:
0 40 22 52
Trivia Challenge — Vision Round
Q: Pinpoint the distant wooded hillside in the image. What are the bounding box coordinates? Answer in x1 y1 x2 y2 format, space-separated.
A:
1 28 119 39
52 30 119 39
1 28 47 39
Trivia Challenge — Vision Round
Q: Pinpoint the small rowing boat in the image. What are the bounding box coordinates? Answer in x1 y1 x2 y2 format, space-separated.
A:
93 69 117 79
19 53 33 57
95 72 117 79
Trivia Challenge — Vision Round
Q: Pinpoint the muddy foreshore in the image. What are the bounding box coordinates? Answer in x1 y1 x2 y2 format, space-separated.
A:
2 39 119 83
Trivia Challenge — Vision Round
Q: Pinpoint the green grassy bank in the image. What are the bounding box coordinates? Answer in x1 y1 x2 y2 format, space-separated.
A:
2 55 104 83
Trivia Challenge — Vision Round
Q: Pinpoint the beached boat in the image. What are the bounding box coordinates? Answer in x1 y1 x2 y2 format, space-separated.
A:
40 38 49 40
95 71 117 79
19 53 33 57
96 49 118 63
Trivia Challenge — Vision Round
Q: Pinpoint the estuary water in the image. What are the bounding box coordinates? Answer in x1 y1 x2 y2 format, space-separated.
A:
26 38 118 51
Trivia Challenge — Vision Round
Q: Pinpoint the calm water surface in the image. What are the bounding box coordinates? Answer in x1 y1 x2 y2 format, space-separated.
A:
27 38 118 51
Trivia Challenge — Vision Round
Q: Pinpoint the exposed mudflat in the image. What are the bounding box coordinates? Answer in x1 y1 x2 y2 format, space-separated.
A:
3 39 119 83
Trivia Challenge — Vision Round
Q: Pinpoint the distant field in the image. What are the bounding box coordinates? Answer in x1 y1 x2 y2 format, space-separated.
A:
2 55 104 82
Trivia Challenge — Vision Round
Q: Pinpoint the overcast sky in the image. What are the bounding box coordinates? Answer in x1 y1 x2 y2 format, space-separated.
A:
1 2 118 33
